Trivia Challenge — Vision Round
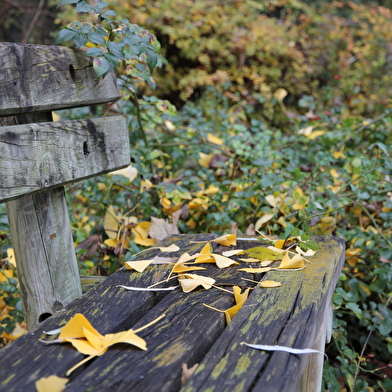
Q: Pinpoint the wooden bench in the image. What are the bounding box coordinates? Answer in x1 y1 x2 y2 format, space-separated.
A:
0 42 129 329
0 234 344 392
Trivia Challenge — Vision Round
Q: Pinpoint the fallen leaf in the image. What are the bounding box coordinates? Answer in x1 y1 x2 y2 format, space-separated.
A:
295 246 316 257
119 285 178 292
104 206 119 239
104 238 121 248
109 165 138 182
277 253 305 269
238 267 272 273
255 214 274 231
241 342 327 358
178 274 215 293
149 217 179 242
35 375 68 392
157 244 180 252
212 234 237 247
259 280 281 288
207 133 224 145
133 221 157 247
198 152 214 168
172 263 206 273
181 363 198 387
222 249 243 257
240 247 284 261
124 260 154 273
204 286 249 324
212 254 239 268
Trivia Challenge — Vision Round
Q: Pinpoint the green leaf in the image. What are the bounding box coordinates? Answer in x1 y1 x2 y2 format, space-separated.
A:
238 247 284 261
283 197 294 205
59 0 80 6
76 0 92 13
146 52 158 74
55 28 76 44
86 47 104 57
88 32 106 45
93 57 112 78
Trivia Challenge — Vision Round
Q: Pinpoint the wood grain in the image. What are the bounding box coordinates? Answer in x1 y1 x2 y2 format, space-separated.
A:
0 116 129 202
0 43 119 116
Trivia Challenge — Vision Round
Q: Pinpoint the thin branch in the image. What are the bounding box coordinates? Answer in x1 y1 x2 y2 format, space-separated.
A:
22 0 45 43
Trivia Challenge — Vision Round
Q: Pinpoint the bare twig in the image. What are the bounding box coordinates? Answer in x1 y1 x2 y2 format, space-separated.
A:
22 0 45 43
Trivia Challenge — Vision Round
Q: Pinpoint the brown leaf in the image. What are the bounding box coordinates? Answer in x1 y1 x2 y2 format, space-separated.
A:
75 235 101 258
149 217 179 242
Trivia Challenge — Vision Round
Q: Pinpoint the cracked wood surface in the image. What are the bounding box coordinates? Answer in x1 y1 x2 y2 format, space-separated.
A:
0 43 119 116
0 116 129 203
0 235 344 392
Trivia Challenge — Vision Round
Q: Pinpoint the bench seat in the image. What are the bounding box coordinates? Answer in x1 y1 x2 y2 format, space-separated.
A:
0 234 344 392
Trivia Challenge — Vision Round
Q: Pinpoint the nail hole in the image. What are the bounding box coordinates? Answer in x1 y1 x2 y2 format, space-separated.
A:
69 64 76 81
83 141 90 156
38 312 52 323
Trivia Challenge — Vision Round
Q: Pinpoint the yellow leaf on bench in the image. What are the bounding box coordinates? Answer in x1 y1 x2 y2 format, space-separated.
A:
259 280 281 288
277 253 305 269
178 274 215 293
35 375 68 392
212 234 236 247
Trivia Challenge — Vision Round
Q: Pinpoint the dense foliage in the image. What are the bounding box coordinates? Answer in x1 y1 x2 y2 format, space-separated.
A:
1 1 391 391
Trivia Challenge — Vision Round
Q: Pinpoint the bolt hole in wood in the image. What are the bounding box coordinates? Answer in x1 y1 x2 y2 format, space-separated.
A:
83 141 90 157
38 313 52 323
69 64 76 81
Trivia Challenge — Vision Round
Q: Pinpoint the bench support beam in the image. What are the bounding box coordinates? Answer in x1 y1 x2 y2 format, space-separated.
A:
5 112 82 329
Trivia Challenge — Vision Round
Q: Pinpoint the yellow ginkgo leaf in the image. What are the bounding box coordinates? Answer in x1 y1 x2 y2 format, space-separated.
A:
35 375 68 392
222 249 243 257
204 286 249 324
104 206 119 239
172 263 206 273
238 257 265 263
265 194 279 208
198 152 214 168
212 254 239 268
212 234 236 247
260 280 282 288
133 222 156 247
207 133 224 145
157 244 180 252
109 165 138 182
295 246 316 257
44 313 161 376
104 238 120 248
277 253 305 269
178 274 215 293
124 260 154 273
238 267 272 273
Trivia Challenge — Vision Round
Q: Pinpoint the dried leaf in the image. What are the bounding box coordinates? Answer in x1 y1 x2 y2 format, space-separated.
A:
157 244 180 252
109 165 138 182
181 363 199 387
172 263 206 273
133 222 156 247
207 133 224 145
212 234 236 246
222 249 243 257
255 214 274 231
149 217 179 242
259 280 281 288
211 254 239 268
241 342 327 357
238 267 272 273
178 274 215 293
119 285 178 292
35 375 68 392
104 206 119 239
295 246 316 257
238 257 265 262
277 253 305 269
124 260 154 273
204 286 249 324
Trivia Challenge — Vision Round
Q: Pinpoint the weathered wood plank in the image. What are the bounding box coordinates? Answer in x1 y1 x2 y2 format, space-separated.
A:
181 236 345 392
4 111 82 329
0 116 129 202
0 234 217 392
0 43 120 116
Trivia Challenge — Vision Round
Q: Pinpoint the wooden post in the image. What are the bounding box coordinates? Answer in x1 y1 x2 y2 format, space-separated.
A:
0 43 130 329
5 112 82 329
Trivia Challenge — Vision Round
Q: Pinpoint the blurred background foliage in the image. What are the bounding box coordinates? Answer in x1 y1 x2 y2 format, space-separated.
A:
0 1 391 391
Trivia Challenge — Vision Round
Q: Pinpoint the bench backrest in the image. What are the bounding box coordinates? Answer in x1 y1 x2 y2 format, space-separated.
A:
0 43 129 329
